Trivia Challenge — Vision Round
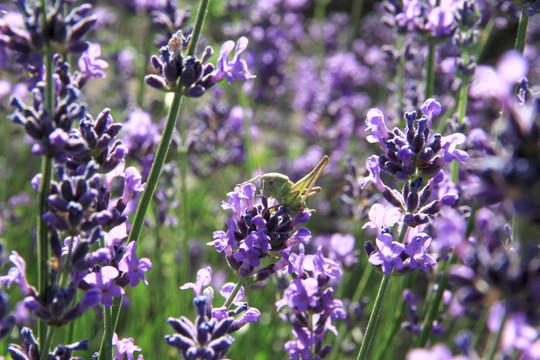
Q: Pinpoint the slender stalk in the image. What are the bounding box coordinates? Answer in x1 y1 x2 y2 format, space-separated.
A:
106 0 212 348
425 38 436 99
452 48 470 183
415 251 456 347
37 156 52 355
356 274 390 360
350 0 364 45
374 275 412 360
179 142 190 315
514 7 529 54
223 279 244 310
187 0 211 57
485 306 507 360
127 93 184 244
97 306 114 360
38 0 54 350
39 327 56 360
396 34 405 123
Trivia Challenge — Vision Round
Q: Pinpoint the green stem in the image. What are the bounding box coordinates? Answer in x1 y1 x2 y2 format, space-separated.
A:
425 38 436 99
314 0 328 60
38 0 54 344
39 327 56 360
356 275 390 360
451 48 470 183
37 156 52 351
187 0 211 57
415 252 456 347
485 306 507 360
97 306 114 360
514 7 529 54
179 146 190 314
108 0 212 344
374 275 412 360
223 279 244 310
396 34 405 123
350 0 364 45
127 93 184 244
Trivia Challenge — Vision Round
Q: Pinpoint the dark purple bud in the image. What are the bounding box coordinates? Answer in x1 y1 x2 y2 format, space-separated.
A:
413 213 430 225
67 339 89 351
382 187 404 208
164 61 180 85
417 187 432 209
213 318 234 338
151 55 164 73
201 46 214 64
24 120 42 140
364 241 376 256
145 74 167 90
67 40 89 53
208 335 235 353
71 240 90 267
420 200 440 215
168 317 195 338
428 134 442 153
50 232 63 258
0 293 9 319
412 132 426 155
105 123 122 139
181 56 203 88
69 16 97 41
7 346 28 360
7 37 33 53
166 334 195 351
407 192 419 213
94 108 110 133
189 84 206 98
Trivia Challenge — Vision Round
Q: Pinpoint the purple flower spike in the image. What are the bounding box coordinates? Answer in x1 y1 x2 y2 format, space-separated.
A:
368 233 405 275
118 242 152 287
180 266 212 297
216 37 256 84
83 266 124 307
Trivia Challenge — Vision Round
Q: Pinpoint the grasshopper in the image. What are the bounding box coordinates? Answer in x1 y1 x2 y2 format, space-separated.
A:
240 155 329 217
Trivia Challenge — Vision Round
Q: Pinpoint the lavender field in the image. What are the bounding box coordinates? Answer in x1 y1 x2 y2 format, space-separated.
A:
1 0 540 359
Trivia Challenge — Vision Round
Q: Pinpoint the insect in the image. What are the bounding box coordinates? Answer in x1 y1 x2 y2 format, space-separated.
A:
240 154 329 217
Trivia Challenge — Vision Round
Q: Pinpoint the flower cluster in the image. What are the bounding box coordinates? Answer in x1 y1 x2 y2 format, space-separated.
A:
208 184 312 280
276 245 346 359
166 267 260 359
145 31 254 97
360 98 468 275
8 327 88 360
0 0 97 72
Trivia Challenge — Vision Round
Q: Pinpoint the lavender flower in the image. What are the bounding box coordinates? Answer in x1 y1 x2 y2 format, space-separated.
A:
82 266 125 307
118 241 152 287
367 233 405 275
112 333 144 360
